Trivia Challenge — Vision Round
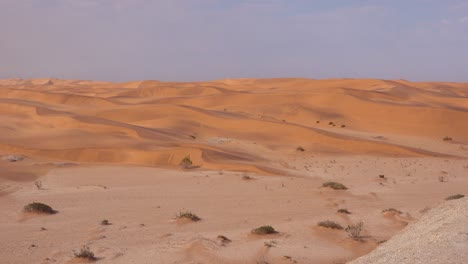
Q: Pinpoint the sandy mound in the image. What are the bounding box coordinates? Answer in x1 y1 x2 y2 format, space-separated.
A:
349 198 468 264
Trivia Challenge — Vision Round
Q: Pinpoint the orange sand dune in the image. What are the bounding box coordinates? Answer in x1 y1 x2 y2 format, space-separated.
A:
1 78 467 174
0 78 467 264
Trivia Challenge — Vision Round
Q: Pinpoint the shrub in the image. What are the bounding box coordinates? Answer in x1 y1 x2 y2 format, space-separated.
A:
296 146 305 152
382 208 402 215
445 194 464 200
264 240 277 247
341 125 346 128
176 211 201 222
322 182 347 190
23 202 55 214
337 209 351 214
242 174 253 180
316 120 320 124
34 181 43 190
329 122 334 126
251 225 277 235
345 221 364 240
442 136 453 141
73 245 96 260
317 220 343 230
100 219 111 225
180 155 193 169
217 235 231 244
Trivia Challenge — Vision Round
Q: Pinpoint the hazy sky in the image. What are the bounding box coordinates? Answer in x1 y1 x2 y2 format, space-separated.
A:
1 0 467 82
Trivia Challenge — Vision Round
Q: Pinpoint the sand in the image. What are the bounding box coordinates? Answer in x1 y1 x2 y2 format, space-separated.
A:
0 78 467 263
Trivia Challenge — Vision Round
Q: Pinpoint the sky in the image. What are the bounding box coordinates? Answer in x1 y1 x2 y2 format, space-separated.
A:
0 0 467 82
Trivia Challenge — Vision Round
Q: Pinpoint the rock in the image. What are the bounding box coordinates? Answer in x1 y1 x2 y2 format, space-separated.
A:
349 198 468 264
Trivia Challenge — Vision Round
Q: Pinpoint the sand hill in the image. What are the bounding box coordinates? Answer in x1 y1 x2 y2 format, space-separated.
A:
0 78 467 263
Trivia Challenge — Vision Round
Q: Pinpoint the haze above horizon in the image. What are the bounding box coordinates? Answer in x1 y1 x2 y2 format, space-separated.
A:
1 0 467 82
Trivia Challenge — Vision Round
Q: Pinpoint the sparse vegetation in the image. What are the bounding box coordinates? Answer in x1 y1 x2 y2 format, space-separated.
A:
341 124 346 128
379 174 385 179
217 235 231 244
317 220 343 230
180 155 193 169
242 174 253 180
345 221 364 240
443 136 453 141
23 202 55 214
329 121 334 126
34 181 43 190
73 245 96 260
101 219 111 226
382 208 402 215
337 208 351 214
251 225 277 235
296 146 305 152
322 181 347 190
438 175 447 183
176 210 201 221
316 120 320 124
445 194 464 200
264 240 277 247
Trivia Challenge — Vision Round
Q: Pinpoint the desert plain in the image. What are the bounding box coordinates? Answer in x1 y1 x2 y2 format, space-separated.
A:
0 77 467 264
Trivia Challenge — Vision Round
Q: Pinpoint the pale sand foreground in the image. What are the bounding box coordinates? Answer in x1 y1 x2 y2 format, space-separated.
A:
0 78 467 263
350 198 468 264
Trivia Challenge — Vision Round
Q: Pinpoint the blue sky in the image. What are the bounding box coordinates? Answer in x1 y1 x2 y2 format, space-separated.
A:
1 0 467 82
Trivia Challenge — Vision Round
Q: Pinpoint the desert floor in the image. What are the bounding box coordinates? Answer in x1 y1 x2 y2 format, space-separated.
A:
0 78 467 264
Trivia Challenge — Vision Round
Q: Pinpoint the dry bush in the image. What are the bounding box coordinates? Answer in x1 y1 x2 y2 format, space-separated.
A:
23 202 55 214
322 182 347 190
251 225 277 235
73 245 96 260
337 208 351 214
317 220 343 230
445 194 464 200
176 211 201 221
180 156 193 169
345 221 364 240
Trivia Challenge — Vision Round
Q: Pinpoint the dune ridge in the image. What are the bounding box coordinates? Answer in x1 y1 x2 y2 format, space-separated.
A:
1 78 467 176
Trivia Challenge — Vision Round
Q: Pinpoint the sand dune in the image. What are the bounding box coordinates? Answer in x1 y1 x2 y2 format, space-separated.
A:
0 78 467 263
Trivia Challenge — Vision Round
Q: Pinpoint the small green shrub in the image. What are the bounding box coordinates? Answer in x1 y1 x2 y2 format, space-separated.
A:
23 202 55 214
445 194 464 200
73 245 96 260
337 209 351 214
251 225 277 235
317 220 343 230
323 182 347 190
180 155 193 169
176 211 201 221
